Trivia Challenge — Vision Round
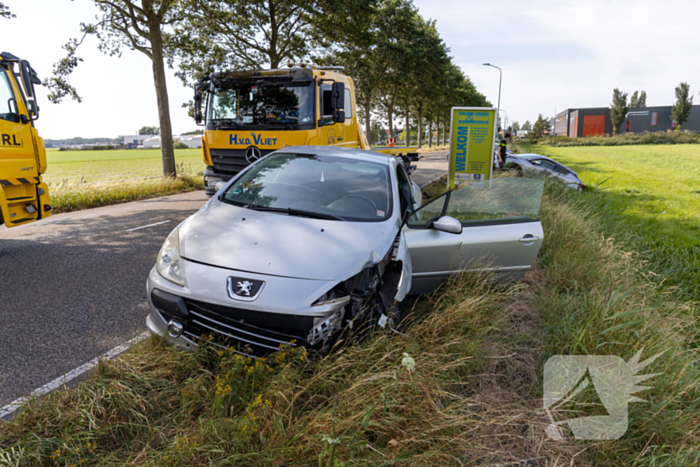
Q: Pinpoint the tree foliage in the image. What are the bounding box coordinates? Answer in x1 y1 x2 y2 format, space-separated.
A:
637 90 647 108
630 90 647 108
511 121 520 133
522 120 532 131
0 2 15 19
173 0 376 85
530 114 550 142
139 125 160 135
630 91 638 108
610 88 628 135
330 0 487 147
671 82 692 131
48 0 184 177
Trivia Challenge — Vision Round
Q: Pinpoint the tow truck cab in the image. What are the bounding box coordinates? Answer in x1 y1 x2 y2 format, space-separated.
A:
0 51 51 228
194 65 370 196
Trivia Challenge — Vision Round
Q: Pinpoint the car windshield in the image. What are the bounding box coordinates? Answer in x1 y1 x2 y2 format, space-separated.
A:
222 153 392 222
207 78 314 128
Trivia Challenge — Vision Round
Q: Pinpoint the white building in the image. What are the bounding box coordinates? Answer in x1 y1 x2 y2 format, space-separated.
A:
122 134 155 147
139 135 202 149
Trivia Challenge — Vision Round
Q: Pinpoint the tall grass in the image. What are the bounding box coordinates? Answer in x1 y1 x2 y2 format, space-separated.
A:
535 182 699 465
50 174 204 214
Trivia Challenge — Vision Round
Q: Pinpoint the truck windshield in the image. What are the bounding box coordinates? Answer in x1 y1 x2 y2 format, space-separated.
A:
207 79 314 128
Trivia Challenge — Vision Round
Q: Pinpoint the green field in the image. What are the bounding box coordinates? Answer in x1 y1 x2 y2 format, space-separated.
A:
45 148 205 185
529 143 700 299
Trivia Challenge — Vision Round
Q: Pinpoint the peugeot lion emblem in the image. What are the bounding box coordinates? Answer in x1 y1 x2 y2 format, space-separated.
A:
236 280 254 296
245 146 262 163
227 276 265 301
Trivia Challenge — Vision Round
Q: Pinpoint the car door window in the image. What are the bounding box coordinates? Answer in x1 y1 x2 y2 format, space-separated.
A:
0 70 20 123
536 159 557 171
407 177 544 228
553 164 571 175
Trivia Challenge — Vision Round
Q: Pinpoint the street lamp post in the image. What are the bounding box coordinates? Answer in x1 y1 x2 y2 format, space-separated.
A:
483 63 502 132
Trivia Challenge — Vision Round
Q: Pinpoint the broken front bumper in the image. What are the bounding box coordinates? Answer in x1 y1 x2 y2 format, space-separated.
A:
145 261 346 354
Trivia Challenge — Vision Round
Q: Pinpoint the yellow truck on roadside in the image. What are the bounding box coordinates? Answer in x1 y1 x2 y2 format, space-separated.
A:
193 63 416 196
0 52 51 228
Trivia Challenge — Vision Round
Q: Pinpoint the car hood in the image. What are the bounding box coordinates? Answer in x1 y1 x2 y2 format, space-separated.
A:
179 199 399 281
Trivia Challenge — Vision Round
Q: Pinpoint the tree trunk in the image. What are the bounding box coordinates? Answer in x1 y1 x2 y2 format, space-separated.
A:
436 114 440 146
268 0 279 68
148 14 176 177
417 101 423 148
364 96 371 147
428 121 433 148
442 116 446 145
386 88 397 139
405 96 410 147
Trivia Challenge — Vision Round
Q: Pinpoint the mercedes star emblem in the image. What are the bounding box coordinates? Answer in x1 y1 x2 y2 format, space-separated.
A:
245 146 262 163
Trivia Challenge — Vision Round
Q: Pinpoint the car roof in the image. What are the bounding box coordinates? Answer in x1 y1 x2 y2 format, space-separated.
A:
515 153 561 162
274 145 396 165
513 153 579 176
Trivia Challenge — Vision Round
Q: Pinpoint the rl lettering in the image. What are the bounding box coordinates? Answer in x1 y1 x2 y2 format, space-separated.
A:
1 134 21 146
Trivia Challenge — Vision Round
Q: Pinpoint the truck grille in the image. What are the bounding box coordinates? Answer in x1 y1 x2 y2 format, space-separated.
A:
179 299 309 355
210 148 275 174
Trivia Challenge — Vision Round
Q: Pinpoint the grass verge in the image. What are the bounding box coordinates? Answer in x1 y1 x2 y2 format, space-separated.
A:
536 131 700 147
1 181 698 466
517 143 700 303
49 174 204 214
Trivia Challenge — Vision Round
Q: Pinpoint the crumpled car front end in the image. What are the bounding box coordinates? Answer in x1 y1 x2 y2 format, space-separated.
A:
146 216 410 356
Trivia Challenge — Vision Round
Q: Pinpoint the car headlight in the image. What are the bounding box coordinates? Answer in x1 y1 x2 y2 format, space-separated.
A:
156 227 186 286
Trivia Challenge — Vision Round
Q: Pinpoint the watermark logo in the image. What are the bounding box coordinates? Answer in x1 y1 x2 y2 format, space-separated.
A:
543 350 663 440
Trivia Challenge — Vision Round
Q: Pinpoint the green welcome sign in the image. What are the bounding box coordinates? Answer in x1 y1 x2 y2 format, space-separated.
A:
448 107 497 188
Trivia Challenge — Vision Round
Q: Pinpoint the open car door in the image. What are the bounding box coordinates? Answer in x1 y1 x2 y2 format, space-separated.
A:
403 177 545 295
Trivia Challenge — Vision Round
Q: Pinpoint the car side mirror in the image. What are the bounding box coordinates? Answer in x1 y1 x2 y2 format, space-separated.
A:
432 216 462 234
532 160 541 165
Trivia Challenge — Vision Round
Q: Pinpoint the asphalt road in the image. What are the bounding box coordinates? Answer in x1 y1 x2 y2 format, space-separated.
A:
0 191 208 407
0 151 448 409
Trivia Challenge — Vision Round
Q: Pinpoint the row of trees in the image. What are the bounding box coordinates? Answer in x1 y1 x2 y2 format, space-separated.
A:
610 83 694 133
36 0 486 176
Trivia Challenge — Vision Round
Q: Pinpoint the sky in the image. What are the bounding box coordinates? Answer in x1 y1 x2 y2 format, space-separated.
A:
2 0 700 139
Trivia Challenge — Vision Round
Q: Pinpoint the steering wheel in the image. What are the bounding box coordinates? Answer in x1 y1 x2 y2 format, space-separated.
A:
338 194 378 212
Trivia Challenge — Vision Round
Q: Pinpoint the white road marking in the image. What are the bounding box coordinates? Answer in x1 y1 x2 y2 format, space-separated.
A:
126 220 171 232
0 332 150 420
419 173 448 188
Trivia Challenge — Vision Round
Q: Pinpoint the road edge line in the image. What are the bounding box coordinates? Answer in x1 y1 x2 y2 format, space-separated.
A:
0 332 150 421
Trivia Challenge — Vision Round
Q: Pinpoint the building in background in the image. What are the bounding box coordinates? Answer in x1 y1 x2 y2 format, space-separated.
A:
554 105 700 137
141 135 203 149
122 134 155 149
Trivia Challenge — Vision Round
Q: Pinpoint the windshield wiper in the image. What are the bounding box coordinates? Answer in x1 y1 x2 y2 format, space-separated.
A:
260 121 295 130
248 205 345 221
211 120 244 129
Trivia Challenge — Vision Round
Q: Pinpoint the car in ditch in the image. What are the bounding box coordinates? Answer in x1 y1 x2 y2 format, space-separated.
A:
504 153 586 190
146 146 545 356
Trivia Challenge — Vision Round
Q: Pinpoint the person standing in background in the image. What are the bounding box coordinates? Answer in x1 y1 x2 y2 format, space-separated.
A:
498 132 511 169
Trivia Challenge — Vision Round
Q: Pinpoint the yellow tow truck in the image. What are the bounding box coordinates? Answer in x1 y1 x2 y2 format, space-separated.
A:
193 63 415 196
0 52 51 227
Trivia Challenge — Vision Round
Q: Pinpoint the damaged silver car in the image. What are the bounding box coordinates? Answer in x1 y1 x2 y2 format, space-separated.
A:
146 146 545 355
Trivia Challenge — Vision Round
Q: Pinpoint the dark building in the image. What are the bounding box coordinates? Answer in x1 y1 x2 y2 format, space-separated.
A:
554 105 700 137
